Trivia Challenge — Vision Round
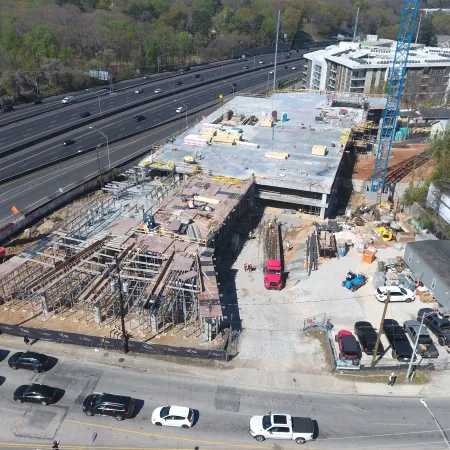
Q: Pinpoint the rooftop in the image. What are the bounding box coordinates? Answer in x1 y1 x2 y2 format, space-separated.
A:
407 240 450 287
147 92 386 194
419 107 450 120
304 40 450 70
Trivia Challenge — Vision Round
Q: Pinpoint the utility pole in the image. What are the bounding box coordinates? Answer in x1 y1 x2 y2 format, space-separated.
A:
273 10 280 92
371 291 390 367
353 7 360 41
415 12 423 44
112 255 129 354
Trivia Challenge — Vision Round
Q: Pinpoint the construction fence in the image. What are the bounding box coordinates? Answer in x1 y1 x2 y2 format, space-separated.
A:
0 322 228 361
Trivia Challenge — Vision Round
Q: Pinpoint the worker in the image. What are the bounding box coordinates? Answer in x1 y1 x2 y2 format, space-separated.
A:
388 373 397 386
160 183 165 189
285 241 291 252
248 231 253 239
248 263 253 272
244 263 248 272
199 152 202 160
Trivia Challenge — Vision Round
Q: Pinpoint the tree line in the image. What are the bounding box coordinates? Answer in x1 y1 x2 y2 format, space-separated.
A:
0 0 432 103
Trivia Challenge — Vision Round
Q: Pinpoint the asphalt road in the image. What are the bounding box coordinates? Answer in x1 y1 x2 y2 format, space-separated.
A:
0 63 301 188
0 54 304 154
0 346 448 449
0 55 244 127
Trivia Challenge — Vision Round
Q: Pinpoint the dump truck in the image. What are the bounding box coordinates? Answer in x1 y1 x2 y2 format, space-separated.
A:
263 220 282 290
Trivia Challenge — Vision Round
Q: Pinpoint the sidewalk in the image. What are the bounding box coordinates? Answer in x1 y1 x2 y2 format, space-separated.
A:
1 332 449 398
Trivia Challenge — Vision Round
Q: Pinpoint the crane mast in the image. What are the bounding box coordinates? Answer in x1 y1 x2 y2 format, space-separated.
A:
370 0 419 195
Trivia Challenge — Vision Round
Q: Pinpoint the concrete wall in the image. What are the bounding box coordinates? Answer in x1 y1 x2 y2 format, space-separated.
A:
404 243 450 309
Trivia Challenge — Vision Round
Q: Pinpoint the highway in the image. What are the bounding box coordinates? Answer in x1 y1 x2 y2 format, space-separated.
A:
0 65 302 227
0 56 245 127
0 54 304 154
0 344 448 449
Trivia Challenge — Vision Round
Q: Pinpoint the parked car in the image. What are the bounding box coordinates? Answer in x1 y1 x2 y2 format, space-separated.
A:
417 308 450 347
354 321 384 355
342 271 367 292
8 351 50 372
383 319 415 361
176 106 185 113
403 320 439 358
82 393 135 421
62 139 76 146
151 405 194 428
134 115 146 122
134 89 144 94
80 111 90 118
1 104 14 112
375 285 415 303
14 384 57 405
335 330 360 360
176 81 183 86
62 96 75 104
154 88 162 94
249 413 315 444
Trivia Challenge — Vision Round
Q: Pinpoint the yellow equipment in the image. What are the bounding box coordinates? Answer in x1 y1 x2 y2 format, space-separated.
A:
184 156 196 164
376 227 393 241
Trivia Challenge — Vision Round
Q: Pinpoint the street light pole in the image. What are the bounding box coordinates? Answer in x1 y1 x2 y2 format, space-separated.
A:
406 311 433 381
420 399 450 448
89 126 110 170
95 145 103 188
96 94 102 119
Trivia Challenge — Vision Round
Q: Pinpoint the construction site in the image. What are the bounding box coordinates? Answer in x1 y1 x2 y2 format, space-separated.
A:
0 89 437 355
0 169 253 348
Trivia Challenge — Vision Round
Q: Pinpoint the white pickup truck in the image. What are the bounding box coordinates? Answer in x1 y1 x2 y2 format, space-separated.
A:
249 413 315 445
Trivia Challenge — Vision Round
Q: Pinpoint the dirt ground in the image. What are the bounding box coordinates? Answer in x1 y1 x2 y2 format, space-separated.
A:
353 144 434 183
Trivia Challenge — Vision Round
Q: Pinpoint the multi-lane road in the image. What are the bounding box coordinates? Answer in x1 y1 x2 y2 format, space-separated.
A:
0 54 304 155
0 61 302 226
0 343 448 449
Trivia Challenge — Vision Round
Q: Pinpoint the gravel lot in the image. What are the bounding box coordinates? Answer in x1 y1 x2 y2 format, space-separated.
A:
229 209 447 373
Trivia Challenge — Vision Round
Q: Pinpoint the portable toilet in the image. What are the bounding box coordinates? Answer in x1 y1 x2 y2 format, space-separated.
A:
281 112 288 122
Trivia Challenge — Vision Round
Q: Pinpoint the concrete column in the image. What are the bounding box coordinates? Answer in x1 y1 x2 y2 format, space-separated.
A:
320 207 326 219
322 193 328 204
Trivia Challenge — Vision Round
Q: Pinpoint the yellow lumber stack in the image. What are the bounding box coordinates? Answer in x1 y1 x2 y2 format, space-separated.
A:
261 118 274 127
264 152 289 160
311 145 327 156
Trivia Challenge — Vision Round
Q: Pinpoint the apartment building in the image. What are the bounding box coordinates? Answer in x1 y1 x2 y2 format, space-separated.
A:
301 35 450 105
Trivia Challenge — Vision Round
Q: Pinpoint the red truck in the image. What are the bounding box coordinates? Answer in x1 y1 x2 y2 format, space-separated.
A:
263 221 282 290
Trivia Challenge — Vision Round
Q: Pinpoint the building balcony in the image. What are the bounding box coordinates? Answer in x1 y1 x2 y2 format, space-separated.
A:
351 76 366 81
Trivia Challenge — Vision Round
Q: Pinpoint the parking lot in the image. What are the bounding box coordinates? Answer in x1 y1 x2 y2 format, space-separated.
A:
228 208 450 374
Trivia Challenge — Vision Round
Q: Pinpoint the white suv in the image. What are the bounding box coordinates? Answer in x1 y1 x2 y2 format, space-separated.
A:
176 106 185 113
62 96 75 104
375 286 415 303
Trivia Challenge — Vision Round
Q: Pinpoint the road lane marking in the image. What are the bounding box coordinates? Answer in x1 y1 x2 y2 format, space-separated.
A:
65 419 263 448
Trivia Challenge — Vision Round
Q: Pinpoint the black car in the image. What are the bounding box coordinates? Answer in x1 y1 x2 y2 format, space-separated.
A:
33 99 42 105
193 74 200 78
83 393 135 421
8 351 50 372
196 77 203 82
229 88 237 93
383 319 415 361
134 114 146 122
354 321 384 355
243 65 249 69
418 308 450 347
80 111 90 118
1 104 14 112
176 81 183 85
62 139 76 146
14 384 57 405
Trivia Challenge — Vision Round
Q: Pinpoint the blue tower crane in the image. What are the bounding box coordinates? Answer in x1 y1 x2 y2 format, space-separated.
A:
370 0 419 195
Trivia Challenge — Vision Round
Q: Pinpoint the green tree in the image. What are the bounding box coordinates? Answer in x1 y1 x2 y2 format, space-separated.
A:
144 35 158 69
260 16 276 43
432 13 450 35
23 25 59 66
418 16 438 47
191 10 212 36
176 31 193 60
1 28 22 61
281 7 303 42
377 25 399 40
